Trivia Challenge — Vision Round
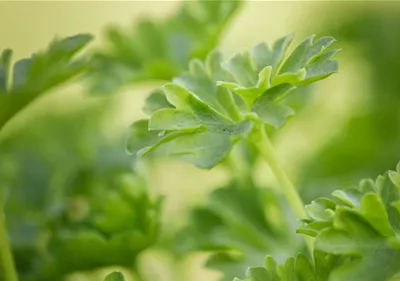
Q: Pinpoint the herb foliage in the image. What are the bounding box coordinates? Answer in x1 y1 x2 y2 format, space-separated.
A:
1 1 400 281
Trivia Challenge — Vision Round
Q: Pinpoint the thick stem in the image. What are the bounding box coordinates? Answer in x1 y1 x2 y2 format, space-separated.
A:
0 201 18 281
250 124 313 253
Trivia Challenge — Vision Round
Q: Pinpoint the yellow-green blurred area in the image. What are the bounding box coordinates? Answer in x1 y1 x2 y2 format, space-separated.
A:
1 1 400 281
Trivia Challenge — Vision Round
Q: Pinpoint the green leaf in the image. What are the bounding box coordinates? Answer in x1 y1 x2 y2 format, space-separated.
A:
178 182 302 281
128 51 253 168
246 267 270 281
265 256 279 281
41 173 162 279
294 254 314 281
360 193 394 236
317 233 400 281
376 173 400 234
251 84 296 128
218 34 338 108
389 170 400 189
315 208 385 255
270 69 307 87
88 0 242 94
149 109 203 131
142 89 173 115
251 34 293 75
239 251 339 281
242 168 400 281
163 83 231 123
219 34 294 106
126 120 160 157
222 52 257 88
128 118 252 168
301 49 340 84
146 130 244 169
104 272 125 281
297 220 332 237
155 131 234 169
150 105 251 136
331 189 362 208
279 35 336 74
173 52 237 119
0 33 93 132
254 103 293 129
305 198 335 221
301 172 400 281
128 34 339 169
171 50 241 121
126 119 190 161
278 257 295 281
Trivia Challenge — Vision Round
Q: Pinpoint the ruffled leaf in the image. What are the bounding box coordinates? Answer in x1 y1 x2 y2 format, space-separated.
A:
218 34 338 107
128 34 339 168
238 164 400 281
251 84 296 128
142 89 174 116
178 182 302 281
298 169 400 281
89 0 242 94
0 34 93 131
236 251 339 281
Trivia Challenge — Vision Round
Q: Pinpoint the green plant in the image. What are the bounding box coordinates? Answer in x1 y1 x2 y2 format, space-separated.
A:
2 1 400 281
0 34 93 281
239 166 400 281
88 0 242 94
127 31 339 252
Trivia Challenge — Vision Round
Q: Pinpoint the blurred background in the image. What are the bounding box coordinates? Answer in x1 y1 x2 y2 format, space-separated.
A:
1 1 400 281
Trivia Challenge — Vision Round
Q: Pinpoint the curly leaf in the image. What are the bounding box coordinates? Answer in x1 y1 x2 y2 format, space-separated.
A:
128 34 339 168
43 173 162 279
251 84 296 128
127 117 251 168
128 52 251 168
218 34 338 107
142 89 174 116
126 119 191 161
218 34 294 106
279 35 336 75
0 34 93 131
89 0 242 94
238 164 400 281
178 182 302 281
298 169 400 281
237 251 339 281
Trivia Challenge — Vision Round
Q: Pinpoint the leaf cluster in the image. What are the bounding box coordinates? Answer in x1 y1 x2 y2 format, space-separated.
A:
177 180 302 281
127 34 339 168
240 164 400 281
42 172 162 280
0 34 92 131
0 93 160 280
88 0 242 94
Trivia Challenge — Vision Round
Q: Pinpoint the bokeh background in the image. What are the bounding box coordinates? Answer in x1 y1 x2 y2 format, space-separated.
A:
1 1 400 281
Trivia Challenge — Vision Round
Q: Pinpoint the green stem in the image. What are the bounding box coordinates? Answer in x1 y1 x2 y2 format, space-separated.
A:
0 201 18 281
250 123 313 253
